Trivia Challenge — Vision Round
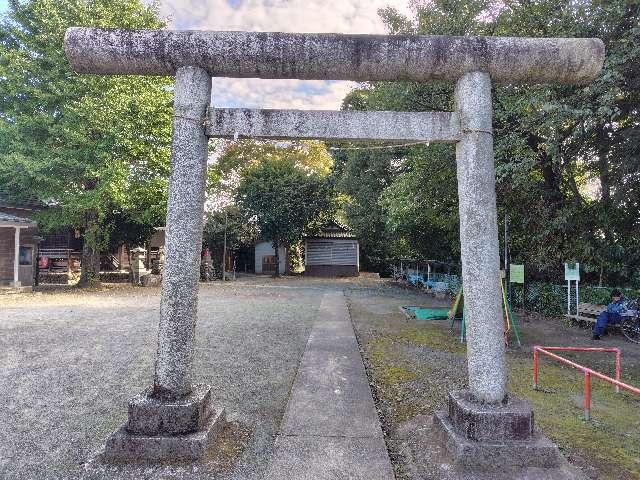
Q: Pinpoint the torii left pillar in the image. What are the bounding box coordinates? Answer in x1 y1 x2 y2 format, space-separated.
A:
102 67 226 462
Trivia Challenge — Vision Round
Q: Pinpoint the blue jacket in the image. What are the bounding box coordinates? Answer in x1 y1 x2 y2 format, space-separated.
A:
606 299 628 315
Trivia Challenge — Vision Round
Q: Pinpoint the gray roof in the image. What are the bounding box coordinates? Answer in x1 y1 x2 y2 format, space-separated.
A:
305 220 357 239
0 212 37 226
307 231 357 239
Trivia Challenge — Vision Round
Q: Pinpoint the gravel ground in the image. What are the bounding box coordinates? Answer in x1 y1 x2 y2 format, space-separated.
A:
5 277 637 480
0 277 347 480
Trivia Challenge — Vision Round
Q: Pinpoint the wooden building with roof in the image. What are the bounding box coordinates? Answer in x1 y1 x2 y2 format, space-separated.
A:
304 222 359 277
0 194 39 288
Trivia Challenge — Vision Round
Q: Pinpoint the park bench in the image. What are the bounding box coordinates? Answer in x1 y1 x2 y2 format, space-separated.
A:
566 302 603 325
565 302 629 337
566 303 640 340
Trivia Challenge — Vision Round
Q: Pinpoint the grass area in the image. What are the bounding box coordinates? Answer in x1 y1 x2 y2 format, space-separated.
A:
362 322 640 480
510 356 640 479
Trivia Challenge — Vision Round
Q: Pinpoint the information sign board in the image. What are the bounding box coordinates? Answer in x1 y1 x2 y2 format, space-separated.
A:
565 263 580 281
510 264 524 284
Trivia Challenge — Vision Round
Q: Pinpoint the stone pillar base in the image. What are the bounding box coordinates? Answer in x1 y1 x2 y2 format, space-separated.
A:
102 384 226 462
434 390 562 469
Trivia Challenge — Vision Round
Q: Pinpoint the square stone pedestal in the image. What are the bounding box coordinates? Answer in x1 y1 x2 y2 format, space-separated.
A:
102 384 226 462
434 390 563 469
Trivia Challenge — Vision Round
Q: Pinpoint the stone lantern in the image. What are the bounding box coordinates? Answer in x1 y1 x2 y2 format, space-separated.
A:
130 246 147 285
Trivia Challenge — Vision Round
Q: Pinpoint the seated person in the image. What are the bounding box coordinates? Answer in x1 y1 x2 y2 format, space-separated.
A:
592 289 628 340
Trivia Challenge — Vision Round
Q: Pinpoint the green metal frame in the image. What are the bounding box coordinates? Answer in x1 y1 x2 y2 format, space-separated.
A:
450 283 522 346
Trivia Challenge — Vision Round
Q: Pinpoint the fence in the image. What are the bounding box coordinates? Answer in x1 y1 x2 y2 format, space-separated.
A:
533 346 640 420
508 283 640 316
395 264 639 317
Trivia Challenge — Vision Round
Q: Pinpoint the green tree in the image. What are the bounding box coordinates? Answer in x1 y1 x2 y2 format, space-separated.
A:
330 145 397 273
213 139 333 187
335 71 457 272
235 156 333 276
202 204 258 275
380 144 460 263
0 0 173 286
336 0 640 284
490 0 640 284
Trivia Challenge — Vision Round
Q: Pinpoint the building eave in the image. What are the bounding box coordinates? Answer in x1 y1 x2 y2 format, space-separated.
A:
0 221 37 228
305 235 358 240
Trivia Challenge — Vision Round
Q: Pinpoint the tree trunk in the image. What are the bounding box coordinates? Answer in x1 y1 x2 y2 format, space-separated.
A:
526 133 564 210
273 240 280 278
599 263 604 287
77 209 101 288
597 132 611 205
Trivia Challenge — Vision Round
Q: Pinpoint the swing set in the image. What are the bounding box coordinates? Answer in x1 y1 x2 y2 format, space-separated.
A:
448 279 522 347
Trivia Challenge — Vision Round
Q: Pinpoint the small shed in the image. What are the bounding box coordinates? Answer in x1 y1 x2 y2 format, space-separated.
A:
254 241 288 274
0 212 38 287
305 222 359 277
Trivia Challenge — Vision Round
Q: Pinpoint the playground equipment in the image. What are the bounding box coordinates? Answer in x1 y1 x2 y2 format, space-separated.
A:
449 279 522 346
400 305 450 320
533 346 640 420
394 259 459 294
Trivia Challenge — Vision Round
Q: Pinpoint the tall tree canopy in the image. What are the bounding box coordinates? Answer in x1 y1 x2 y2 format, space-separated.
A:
335 0 640 284
0 0 173 286
213 139 334 184
330 146 398 273
212 140 335 275
235 152 334 276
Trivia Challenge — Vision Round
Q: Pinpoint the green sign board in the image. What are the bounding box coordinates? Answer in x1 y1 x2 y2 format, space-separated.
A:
565 262 580 281
510 264 524 284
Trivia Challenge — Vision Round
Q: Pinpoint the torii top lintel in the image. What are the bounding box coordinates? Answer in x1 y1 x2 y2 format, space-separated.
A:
64 28 604 85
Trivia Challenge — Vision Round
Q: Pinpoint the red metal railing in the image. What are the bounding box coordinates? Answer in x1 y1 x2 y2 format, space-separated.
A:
533 346 640 420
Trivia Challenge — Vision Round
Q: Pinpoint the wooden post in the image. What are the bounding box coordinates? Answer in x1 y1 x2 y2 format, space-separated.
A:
13 227 21 287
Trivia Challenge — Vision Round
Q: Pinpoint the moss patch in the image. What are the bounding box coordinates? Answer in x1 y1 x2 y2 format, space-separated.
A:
363 325 468 424
394 324 467 354
359 319 640 480
509 357 640 479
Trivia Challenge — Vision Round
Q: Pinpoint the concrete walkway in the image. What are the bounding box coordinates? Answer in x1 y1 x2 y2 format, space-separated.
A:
265 291 395 480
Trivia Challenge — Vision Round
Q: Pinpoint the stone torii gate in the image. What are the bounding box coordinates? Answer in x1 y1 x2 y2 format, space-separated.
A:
64 29 603 464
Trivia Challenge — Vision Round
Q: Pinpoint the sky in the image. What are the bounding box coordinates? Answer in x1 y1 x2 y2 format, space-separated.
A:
156 0 414 109
0 0 414 109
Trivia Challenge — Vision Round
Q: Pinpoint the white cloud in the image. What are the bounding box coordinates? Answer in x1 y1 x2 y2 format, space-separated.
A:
156 0 413 109
158 0 411 35
212 78 357 110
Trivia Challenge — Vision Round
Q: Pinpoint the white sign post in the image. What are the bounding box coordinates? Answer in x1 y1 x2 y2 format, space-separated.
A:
565 262 580 315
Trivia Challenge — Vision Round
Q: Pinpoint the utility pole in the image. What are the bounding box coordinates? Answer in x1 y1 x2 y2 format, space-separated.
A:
504 214 512 305
221 209 227 282
503 214 508 273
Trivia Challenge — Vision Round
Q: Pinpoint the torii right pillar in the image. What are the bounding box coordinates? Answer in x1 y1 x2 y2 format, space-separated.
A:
434 71 575 473
455 71 506 405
